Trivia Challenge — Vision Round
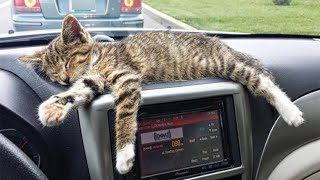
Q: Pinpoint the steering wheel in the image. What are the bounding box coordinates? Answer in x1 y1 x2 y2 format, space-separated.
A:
0 134 48 180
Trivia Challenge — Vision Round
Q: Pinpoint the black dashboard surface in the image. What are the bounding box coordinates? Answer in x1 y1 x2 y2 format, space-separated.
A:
0 36 319 179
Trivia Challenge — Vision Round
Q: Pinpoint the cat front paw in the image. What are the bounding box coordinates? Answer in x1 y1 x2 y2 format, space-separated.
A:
281 104 305 127
38 96 67 126
116 143 135 174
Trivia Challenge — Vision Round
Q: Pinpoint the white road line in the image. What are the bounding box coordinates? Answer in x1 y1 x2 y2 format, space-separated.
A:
0 0 10 9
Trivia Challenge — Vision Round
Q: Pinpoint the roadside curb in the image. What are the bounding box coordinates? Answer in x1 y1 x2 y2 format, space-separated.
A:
142 3 196 30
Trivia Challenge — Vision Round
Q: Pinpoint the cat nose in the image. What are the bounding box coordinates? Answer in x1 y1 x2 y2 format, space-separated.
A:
63 77 70 84
61 75 70 84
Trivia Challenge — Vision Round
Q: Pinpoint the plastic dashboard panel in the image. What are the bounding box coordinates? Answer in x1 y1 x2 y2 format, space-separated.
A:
257 90 320 180
0 37 319 179
0 48 91 179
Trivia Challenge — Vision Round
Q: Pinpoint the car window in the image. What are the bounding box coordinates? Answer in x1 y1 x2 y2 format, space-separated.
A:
0 0 319 35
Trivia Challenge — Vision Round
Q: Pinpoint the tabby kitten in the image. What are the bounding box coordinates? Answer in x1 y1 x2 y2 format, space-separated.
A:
18 15 304 174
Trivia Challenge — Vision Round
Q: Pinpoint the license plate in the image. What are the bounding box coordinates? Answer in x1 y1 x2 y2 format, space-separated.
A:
69 0 96 13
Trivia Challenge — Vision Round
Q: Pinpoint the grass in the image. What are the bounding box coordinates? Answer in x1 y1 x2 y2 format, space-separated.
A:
143 0 320 35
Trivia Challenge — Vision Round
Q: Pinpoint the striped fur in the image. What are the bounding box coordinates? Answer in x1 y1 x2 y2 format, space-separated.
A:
19 15 304 174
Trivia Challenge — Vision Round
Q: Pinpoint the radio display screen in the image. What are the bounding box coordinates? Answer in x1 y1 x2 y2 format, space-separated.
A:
137 110 226 177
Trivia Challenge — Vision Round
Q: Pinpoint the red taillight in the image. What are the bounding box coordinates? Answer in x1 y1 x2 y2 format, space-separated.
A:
121 0 141 13
14 0 41 13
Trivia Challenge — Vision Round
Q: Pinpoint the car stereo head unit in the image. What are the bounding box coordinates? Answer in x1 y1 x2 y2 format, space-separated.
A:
109 96 241 180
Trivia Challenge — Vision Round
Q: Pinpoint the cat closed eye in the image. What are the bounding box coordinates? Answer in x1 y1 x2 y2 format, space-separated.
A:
65 61 71 69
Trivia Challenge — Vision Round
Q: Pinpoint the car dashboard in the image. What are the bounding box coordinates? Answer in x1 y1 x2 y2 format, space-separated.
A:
0 33 320 180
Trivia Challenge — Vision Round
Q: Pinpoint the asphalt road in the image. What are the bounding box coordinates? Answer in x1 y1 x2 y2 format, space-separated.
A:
0 0 166 34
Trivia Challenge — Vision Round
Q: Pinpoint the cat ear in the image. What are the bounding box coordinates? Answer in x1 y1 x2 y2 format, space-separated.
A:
17 49 44 65
61 14 87 44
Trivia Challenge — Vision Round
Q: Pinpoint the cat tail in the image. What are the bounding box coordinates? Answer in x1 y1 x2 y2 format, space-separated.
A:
220 51 304 127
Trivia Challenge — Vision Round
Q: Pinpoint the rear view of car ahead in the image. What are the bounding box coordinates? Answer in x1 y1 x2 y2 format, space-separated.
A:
11 0 144 31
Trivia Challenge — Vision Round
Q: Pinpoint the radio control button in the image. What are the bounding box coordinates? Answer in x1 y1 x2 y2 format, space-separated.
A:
212 147 220 152
199 127 206 132
201 156 210 161
189 138 196 143
212 154 222 160
209 128 218 133
221 161 229 166
190 158 199 163
199 136 208 141
213 163 220 168
208 122 215 127
209 135 218 139
201 149 209 154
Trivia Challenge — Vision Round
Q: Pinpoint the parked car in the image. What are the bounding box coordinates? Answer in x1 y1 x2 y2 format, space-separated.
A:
11 0 143 31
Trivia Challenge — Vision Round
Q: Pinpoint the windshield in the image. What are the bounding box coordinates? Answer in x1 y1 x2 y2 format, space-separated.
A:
0 0 319 35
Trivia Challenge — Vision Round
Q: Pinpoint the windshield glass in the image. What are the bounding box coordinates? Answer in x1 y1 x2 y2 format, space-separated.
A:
0 0 318 35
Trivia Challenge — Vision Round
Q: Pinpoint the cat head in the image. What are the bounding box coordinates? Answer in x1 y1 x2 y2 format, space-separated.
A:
18 14 94 85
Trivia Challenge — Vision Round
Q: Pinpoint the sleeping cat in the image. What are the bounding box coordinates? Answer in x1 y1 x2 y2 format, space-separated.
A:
18 15 304 174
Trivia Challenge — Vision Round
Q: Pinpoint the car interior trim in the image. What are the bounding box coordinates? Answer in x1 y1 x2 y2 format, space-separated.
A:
256 90 320 180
